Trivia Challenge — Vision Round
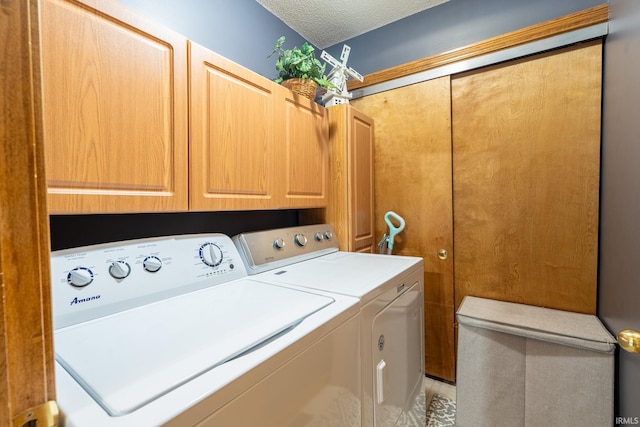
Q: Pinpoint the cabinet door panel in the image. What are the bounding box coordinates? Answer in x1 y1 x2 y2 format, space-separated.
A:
41 0 188 213
452 40 602 314
281 93 329 208
350 109 375 252
189 43 279 211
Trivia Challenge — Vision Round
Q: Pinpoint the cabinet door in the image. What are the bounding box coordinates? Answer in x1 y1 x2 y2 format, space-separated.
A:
40 0 188 213
348 107 375 253
189 42 282 211
279 90 329 208
452 40 602 314
305 105 375 252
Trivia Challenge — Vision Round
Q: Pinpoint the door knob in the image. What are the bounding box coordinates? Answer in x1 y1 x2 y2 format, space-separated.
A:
617 329 640 353
438 249 448 260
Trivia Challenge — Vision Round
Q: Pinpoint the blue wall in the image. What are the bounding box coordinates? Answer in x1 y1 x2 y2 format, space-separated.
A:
115 0 306 79
323 0 604 75
116 0 604 79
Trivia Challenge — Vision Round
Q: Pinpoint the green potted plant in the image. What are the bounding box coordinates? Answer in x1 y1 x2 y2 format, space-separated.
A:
268 36 334 100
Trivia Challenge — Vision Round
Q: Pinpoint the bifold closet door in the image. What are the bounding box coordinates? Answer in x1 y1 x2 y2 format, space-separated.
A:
452 40 602 314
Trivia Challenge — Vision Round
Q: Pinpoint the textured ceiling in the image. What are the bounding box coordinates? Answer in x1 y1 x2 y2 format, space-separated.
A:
256 0 450 48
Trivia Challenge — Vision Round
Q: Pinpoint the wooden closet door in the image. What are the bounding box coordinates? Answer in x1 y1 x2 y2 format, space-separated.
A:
452 40 602 314
352 76 455 381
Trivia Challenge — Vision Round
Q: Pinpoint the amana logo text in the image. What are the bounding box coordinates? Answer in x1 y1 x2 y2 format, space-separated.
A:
70 295 101 306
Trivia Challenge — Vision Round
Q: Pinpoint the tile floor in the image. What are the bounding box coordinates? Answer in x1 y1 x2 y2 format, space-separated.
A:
424 376 456 407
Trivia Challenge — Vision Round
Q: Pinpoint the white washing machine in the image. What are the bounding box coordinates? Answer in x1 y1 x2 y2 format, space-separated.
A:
233 224 425 427
50 233 361 426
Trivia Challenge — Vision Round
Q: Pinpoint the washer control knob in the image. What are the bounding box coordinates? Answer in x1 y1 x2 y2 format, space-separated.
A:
199 242 223 267
323 231 333 240
67 267 94 287
314 232 324 241
109 260 131 279
273 237 286 250
143 256 162 272
294 233 308 247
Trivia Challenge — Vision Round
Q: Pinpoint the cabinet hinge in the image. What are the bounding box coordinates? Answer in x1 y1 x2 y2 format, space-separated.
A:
12 401 58 427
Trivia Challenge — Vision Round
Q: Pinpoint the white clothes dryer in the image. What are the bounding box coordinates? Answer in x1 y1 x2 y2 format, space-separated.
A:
234 224 425 427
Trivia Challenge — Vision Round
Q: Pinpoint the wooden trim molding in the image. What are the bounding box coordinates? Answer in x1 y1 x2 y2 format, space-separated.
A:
0 0 56 424
348 3 609 91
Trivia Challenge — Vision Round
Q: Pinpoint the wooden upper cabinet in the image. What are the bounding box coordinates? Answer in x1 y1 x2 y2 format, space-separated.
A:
189 43 328 211
279 90 329 208
189 42 281 211
40 0 189 214
40 0 328 213
321 104 375 252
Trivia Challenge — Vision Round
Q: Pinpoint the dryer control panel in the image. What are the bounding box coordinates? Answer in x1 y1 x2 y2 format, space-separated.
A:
233 224 339 275
50 234 247 329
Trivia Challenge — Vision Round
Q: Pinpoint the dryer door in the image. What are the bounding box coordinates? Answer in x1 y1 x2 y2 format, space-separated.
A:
372 282 424 426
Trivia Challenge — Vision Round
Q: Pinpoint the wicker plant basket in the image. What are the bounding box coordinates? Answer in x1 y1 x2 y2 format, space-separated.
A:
281 78 318 100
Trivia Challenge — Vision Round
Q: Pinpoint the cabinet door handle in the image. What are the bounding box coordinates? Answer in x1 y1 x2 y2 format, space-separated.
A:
438 249 448 260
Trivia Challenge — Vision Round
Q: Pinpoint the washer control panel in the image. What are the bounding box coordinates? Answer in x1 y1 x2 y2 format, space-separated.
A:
233 224 339 274
50 234 247 329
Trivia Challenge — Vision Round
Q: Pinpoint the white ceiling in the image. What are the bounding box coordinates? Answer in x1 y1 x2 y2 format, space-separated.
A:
256 0 450 49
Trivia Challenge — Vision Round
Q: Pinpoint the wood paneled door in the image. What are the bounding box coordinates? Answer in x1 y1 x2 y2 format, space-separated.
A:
1 0 56 424
352 77 455 381
351 40 602 383
452 40 602 314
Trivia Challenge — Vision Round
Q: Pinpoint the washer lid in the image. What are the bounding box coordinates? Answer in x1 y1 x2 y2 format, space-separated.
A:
54 280 334 416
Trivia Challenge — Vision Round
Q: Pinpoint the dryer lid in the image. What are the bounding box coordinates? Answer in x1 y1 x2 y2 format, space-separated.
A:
54 279 333 416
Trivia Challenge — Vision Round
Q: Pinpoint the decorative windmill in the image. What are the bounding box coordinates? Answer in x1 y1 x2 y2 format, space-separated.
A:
320 44 364 107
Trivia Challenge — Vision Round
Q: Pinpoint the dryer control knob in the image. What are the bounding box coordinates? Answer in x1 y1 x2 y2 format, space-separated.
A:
143 256 162 272
294 233 308 247
273 237 286 250
323 231 333 240
109 260 131 279
67 267 94 287
199 242 223 267
314 232 324 241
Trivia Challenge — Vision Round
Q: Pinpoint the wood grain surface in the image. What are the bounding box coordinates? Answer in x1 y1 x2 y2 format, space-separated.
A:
41 0 189 213
352 76 456 381
452 40 602 314
1 0 56 423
